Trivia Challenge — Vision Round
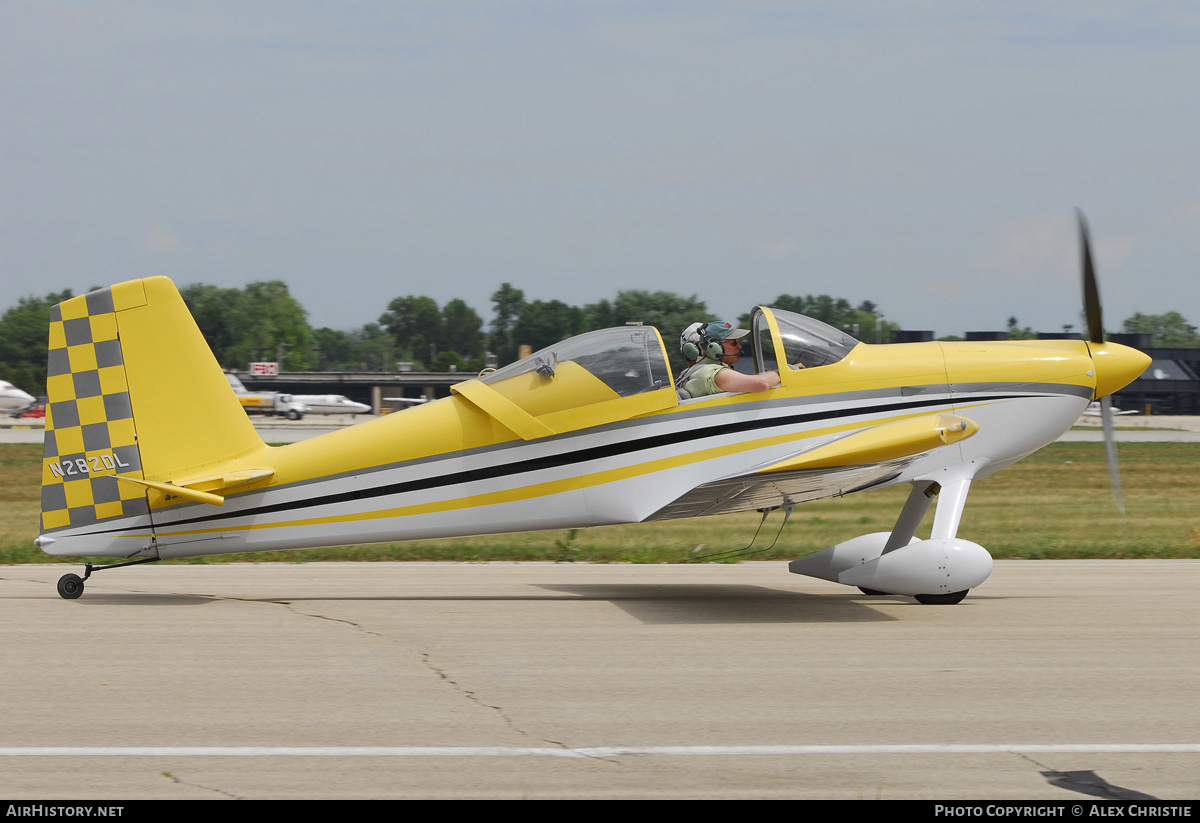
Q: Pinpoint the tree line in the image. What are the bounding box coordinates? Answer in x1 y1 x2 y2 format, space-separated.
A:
2 280 1195 398
178 282 902 376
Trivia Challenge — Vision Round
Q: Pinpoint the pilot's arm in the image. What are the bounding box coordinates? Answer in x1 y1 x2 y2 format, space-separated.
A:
715 368 781 393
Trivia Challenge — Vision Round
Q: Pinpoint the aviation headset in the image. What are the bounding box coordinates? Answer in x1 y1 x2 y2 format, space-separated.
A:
680 321 736 362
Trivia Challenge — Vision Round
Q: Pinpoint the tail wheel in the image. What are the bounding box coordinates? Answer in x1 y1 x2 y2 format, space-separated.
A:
914 590 968 605
57 573 84 600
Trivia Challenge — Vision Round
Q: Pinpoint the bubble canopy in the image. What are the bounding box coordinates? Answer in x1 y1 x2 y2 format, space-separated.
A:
479 326 672 398
751 307 860 373
462 310 860 436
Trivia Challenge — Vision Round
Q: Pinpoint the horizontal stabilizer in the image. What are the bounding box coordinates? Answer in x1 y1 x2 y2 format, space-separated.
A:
759 413 978 473
168 468 275 493
115 468 274 507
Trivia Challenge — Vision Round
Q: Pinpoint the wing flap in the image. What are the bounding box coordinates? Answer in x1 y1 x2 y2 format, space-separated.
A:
645 413 977 522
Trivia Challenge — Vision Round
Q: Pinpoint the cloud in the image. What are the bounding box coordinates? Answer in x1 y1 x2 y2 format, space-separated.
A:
757 240 802 257
1167 202 1200 249
976 211 1079 290
141 223 184 254
18 4 108 29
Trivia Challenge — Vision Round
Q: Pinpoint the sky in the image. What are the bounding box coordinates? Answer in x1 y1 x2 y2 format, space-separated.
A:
2 2 1199 338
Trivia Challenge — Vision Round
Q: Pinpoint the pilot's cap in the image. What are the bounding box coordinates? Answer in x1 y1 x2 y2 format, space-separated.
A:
703 321 749 342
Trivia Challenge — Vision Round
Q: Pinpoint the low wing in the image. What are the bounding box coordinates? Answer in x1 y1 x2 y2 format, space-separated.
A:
647 413 977 520
647 461 910 520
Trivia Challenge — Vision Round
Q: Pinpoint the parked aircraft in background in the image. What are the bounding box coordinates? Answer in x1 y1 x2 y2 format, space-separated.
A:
1083 400 1138 416
224 372 307 420
291 395 371 415
36 215 1149 604
1 380 36 415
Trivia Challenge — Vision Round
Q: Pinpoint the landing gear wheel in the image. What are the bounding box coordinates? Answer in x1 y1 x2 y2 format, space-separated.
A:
57 573 84 600
858 587 888 596
915 590 968 605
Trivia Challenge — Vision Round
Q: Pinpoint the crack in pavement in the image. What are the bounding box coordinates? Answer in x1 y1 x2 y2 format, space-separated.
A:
161 770 242 799
262 599 596 760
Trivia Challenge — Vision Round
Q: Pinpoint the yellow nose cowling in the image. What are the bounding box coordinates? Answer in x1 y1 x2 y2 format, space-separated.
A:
1089 342 1152 400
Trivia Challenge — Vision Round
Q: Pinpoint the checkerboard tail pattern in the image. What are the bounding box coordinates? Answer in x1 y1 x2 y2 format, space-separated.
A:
41 287 150 533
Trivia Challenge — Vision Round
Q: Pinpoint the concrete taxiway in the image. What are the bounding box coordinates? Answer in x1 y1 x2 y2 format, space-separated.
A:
1 561 1197 799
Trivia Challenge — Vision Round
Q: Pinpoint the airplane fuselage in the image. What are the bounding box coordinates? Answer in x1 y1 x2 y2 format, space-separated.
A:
39 327 1121 560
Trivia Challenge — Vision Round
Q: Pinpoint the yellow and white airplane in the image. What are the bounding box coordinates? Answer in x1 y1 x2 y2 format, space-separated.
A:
37 217 1149 603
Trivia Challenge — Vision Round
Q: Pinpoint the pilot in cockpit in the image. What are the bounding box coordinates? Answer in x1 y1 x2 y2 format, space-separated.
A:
676 321 781 399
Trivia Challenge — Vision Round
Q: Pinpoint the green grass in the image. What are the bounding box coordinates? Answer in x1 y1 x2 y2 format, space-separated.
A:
3 442 1198 564
1069 425 1185 431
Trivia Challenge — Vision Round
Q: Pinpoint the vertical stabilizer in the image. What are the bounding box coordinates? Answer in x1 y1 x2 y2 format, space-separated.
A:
39 277 265 557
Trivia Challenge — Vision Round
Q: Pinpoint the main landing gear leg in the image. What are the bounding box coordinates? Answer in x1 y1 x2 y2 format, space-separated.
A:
56 557 161 600
883 480 939 553
915 472 976 605
876 472 980 604
859 480 939 597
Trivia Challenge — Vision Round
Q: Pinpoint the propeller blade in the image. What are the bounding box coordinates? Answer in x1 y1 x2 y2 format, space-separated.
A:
1099 394 1125 518
1078 210 1105 344
1079 211 1124 516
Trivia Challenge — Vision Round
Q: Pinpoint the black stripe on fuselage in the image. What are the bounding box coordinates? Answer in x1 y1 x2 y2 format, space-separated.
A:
92 392 1038 535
